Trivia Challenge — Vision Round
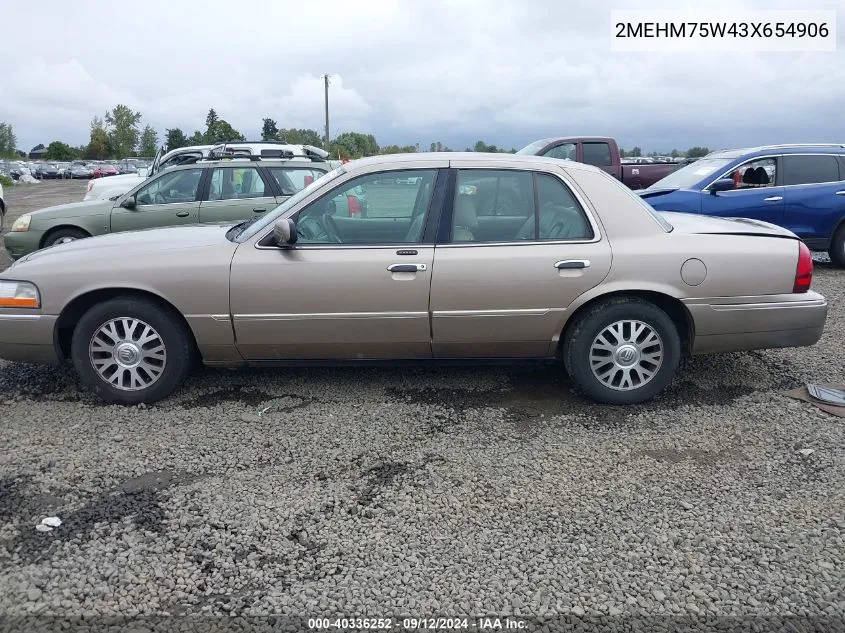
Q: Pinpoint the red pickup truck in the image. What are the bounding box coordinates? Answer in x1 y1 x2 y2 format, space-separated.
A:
517 136 678 189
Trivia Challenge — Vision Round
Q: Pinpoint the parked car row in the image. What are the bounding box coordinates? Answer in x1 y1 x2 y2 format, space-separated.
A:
1 159 151 182
0 152 828 407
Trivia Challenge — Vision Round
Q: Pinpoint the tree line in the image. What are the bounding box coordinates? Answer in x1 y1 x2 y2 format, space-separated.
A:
1 107 711 162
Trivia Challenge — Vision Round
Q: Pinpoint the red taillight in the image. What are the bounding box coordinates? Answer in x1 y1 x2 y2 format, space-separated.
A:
347 195 362 218
303 175 314 186
793 241 813 293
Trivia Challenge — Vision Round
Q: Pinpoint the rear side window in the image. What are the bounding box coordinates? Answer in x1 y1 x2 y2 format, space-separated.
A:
209 167 267 200
582 142 612 167
782 155 841 186
269 167 325 195
450 170 592 243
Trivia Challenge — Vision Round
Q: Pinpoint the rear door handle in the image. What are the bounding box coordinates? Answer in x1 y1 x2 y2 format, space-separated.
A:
387 263 427 272
764 196 783 202
175 211 190 217
253 208 266 213
555 260 590 269
836 191 845 196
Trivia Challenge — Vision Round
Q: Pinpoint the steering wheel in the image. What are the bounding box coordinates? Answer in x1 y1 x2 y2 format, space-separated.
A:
153 192 167 204
298 216 325 241
322 213 342 244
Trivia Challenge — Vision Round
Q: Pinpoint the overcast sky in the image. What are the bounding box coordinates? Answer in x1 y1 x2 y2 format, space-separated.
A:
1 0 842 153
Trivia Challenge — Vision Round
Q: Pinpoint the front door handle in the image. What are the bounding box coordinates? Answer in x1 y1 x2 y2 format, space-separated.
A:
555 260 590 269
175 211 190 217
764 196 783 202
253 208 266 213
387 263 427 273
836 191 845 196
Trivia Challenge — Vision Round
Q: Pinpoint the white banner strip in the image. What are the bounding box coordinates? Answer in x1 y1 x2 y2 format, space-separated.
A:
611 10 837 52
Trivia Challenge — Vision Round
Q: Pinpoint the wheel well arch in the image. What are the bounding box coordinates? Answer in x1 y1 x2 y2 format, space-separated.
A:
54 288 200 362
40 225 92 248
558 290 694 357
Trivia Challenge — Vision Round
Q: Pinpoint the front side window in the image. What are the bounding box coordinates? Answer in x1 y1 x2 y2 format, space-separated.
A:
295 170 436 244
451 170 592 243
724 158 776 189
269 167 326 195
543 143 576 161
135 168 203 205
209 167 267 200
782 155 840 186
583 142 612 167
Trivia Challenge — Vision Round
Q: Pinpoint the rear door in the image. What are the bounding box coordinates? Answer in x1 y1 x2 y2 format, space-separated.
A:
701 156 785 224
781 154 845 244
110 167 203 233
430 162 612 358
199 165 277 224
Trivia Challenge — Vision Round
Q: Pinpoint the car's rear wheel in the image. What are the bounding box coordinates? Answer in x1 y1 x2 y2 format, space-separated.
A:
43 227 89 248
71 297 193 404
827 225 845 268
563 297 681 405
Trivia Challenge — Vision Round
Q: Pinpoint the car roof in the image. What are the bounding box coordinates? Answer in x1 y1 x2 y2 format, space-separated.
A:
707 144 845 159
167 158 331 170
344 151 604 173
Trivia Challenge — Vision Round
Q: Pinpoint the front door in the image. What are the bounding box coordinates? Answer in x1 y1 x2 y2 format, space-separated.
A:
430 165 612 358
199 166 277 224
229 166 444 360
702 157 785 224
111 168 203 233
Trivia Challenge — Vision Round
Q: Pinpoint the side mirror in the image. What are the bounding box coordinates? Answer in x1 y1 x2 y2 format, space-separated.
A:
121 196 136 209
273 218 297 246
710 178 735 194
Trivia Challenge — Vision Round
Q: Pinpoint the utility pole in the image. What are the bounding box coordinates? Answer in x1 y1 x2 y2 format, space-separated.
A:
323 74 330 151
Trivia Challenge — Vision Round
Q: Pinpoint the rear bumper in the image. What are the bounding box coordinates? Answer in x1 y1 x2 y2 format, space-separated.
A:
0 313 60 364
685 291 827 354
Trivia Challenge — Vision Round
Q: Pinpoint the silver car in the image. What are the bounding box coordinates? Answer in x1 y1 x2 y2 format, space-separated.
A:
0 154 828 405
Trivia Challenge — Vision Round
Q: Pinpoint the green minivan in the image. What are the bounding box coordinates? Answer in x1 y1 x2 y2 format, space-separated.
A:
4 158 334 260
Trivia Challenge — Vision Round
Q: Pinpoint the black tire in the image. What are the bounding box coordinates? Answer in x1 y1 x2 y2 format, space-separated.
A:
71 297 193 404
563 297 681 405
827 224 845 268
42 227 89 248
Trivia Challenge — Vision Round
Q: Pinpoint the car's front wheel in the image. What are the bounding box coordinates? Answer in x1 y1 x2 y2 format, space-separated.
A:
43 227 89 248
71 297 193 404
563 297 681 405
827 225 845 268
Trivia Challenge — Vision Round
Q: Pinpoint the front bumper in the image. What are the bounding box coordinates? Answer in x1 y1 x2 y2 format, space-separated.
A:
0 313 60 364
685 291 828 354
3 230 45 260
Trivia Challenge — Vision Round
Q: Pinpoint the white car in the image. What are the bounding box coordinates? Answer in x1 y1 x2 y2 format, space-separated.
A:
83 143 330 201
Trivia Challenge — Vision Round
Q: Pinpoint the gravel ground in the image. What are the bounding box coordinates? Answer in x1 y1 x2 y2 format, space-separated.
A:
0 182 842 628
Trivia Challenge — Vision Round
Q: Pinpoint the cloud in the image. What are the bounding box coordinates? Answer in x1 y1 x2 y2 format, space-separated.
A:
0 0 842 152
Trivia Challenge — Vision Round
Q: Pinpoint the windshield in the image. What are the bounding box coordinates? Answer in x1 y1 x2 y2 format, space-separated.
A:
647 158 732 190
236 165 347 242
516 140 550 155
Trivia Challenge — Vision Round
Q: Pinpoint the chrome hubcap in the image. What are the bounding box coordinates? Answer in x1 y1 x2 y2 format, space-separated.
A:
89 318 166 391
55 237 77 244
589 320 663 391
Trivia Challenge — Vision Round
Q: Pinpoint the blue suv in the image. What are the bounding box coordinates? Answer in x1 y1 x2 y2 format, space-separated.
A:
639 145 845 267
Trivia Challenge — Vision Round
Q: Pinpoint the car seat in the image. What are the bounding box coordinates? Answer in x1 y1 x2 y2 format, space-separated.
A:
516 204 590 240
754 166 769 185
451 195 478 242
